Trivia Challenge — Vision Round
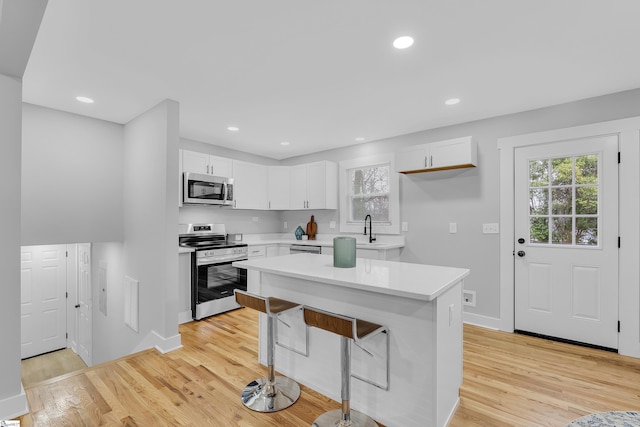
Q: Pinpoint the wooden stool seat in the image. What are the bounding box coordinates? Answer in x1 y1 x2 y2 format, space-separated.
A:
303 305 383 427
234 289 301 413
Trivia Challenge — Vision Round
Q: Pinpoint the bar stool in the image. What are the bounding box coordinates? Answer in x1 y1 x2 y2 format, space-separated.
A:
234 289 301 412
303 305 386 427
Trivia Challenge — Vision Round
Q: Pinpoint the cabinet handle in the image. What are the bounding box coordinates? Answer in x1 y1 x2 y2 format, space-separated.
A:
269 201 271 209
430 155 433 167
424 157 427 168
207 165 210 174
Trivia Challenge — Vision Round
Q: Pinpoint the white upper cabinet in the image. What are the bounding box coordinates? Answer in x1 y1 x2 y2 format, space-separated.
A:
232 160 268 210
182 149 233 177
267 166 290 210
290 161 337 210
395 136 477 174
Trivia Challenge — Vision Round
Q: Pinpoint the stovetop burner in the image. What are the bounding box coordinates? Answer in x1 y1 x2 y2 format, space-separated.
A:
178 223 246 250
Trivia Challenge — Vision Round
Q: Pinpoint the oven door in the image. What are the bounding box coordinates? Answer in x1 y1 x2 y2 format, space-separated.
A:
192 255 247 319
183 172 232 206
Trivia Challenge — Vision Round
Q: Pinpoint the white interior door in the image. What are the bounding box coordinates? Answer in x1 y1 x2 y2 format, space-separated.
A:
514 135 619 349
21 245 68 359
77 243 92 366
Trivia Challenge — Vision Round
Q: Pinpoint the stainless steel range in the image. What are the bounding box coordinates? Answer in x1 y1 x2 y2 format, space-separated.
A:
179 224 248 320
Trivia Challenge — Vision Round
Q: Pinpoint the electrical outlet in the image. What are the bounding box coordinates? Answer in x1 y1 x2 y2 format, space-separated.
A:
252 217 259 222
329 221 336 229
483 223 499 234
463 290 476 307
449 222 457 234
284 221 288 229
402 221 408 232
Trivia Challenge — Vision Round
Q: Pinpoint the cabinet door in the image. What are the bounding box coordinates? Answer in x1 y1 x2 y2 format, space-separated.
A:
289 165 308 209
210 156 233 177
267 166 290 210
429 137 476 169
306 162 326 209
182 150 211 174
233 160 268 209
395 145 427 172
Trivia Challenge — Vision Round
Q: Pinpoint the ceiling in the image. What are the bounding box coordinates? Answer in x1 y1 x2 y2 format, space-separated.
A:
22 1 640 160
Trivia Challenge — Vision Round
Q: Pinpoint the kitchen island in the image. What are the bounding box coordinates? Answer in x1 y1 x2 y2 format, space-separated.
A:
233 254 470 427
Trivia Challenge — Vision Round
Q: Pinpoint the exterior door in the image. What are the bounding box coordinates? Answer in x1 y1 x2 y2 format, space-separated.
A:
21 245 68 359
514 135 618 349
77 243 92 366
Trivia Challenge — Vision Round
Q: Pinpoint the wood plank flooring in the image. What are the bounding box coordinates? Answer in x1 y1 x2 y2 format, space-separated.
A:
17 309 640 426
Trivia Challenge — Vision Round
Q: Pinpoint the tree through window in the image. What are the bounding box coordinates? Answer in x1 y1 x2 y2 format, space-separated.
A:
348 163 390 224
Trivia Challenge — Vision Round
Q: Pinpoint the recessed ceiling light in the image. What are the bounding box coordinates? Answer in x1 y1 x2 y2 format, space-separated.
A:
355 137 365 142
280 141 290 146
227 126 239 132
445 98 461 105
76 96 94 104
393 36 414 49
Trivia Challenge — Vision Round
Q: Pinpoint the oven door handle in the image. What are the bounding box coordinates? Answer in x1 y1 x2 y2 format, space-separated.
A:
197 254 248 266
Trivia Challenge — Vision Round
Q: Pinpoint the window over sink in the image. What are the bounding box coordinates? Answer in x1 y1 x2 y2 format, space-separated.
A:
339 153 400 234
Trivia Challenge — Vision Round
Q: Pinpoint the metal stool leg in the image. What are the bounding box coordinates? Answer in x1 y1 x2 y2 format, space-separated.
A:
241 313 301 412
312 336 378 427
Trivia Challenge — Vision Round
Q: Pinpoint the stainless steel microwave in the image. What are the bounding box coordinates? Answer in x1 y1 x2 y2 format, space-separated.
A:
183 172 234 206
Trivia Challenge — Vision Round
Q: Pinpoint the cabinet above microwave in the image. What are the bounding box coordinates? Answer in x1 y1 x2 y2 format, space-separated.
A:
395 136 477 174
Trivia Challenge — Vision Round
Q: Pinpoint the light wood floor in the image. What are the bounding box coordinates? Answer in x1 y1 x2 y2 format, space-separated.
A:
17 309 640 426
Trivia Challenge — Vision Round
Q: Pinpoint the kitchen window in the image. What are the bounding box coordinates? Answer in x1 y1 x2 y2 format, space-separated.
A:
339 153 399 234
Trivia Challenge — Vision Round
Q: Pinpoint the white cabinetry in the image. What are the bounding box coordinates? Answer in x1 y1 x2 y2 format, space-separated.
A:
290 161 337 210
249 245 288 258
182 149 233 177
232 160 268 210
178 252 193 324
395 136 477 174
267 166 290 210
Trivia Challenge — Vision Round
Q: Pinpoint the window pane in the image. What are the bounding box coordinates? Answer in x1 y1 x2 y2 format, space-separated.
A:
576 186 598 215
576 217 598 246
551 187 572 215
552 217 572 244
350 166 389 195
551 157 572 186
351 196 389 222
576 154 598 185
529 159 548 187
530 217 549 243
529 188 548 215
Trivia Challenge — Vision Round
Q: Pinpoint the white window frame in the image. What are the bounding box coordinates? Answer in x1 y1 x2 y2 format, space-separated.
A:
339 153 400 234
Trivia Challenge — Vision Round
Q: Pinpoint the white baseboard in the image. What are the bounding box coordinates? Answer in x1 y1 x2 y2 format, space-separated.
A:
463 312 503 330
154 332 183 354
0 384 28 420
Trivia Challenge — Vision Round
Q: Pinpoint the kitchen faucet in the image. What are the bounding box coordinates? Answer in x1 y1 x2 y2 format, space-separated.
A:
364 214 376 244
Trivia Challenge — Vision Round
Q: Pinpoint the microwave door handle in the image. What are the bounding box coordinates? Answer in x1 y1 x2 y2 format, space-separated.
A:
223 182 228 202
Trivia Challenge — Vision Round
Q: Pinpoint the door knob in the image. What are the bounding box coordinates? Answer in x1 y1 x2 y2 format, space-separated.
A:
517 250 526 257
75 304 81 308
518 238 525 244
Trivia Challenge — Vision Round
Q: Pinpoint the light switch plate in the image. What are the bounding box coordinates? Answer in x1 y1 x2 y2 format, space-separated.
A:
449 222 457 234
401 222 408 232
329 221 336 229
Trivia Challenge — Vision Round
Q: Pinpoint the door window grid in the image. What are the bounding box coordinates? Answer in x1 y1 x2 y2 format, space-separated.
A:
528 154 599 247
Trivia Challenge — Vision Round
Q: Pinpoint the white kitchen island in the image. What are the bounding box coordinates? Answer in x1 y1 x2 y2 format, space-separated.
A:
233 254 470 427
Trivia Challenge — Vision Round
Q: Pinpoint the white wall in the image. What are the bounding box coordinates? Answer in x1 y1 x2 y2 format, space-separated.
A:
0 73 27 417
21 104 124 245
281 88 640 321
123 99 181 352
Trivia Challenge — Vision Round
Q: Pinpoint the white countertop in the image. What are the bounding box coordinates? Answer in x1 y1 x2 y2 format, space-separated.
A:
233 253 469 301
243 234 405 250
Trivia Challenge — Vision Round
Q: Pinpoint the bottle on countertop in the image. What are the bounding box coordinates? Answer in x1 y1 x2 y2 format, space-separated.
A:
306 215 317 240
